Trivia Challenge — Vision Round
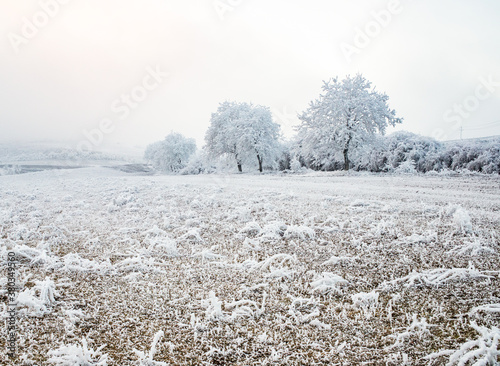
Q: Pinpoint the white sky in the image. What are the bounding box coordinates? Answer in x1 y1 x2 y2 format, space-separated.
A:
1 0 499 152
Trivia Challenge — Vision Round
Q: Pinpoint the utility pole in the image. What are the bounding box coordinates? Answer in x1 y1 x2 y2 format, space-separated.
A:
460 126 463 140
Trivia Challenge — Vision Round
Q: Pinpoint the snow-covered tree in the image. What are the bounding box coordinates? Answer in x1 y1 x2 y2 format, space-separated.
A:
238 104 281 172
368 131 443 172
205 101 281 172
144 132 196 173
297 74 402 170
440 137 500 174
205 101 245 172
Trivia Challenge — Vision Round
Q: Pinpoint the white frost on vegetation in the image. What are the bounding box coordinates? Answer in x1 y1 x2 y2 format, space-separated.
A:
260 221 287 240
447 239 495 256
284 225 315 240
252 253 297 275
381 263 492 289
447 206 473 233
202 291 226 322
425 322 500 366
193 249 224 261
322 255 357 266
16 277 59 316
351 290 379 317
469 303 500 316
12 244 58 266
387 314 433 349
310 272 348 295
133 330 168 366
180 228 204 243
1 164 499 364
226 295 266 320
145 236 178 257
56 253 113 274
48 338 109 366
239 221 262 237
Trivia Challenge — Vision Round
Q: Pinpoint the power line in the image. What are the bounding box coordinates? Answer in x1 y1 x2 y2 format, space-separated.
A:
462 119 500 131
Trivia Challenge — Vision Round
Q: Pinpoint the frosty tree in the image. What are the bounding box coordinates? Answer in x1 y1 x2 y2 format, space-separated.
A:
145 132 196 172
205 101 281 172
205 101 245 172
239 104 281 172
297 74 402 170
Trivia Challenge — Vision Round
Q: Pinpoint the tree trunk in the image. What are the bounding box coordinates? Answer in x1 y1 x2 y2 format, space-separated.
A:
257 154 263 173
343 148 349 171
235 153 242 172
343 135 352 171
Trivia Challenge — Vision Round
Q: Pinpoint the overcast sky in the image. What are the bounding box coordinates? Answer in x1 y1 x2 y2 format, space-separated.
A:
1 0 499 153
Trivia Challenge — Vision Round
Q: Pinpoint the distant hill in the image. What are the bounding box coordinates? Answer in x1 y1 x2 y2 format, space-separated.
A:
0 141 143 164
444 135 500 144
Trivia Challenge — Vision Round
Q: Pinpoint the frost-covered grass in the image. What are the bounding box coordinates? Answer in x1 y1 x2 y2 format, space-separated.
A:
1 167 499 365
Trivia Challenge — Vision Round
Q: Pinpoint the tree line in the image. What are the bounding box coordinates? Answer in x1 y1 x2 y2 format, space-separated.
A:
145 74 500 175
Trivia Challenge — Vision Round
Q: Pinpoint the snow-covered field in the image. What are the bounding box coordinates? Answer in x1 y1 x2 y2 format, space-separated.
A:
1 167 499 365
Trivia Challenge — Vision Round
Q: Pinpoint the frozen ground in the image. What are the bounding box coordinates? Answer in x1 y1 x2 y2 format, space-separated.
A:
1 167 499 365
